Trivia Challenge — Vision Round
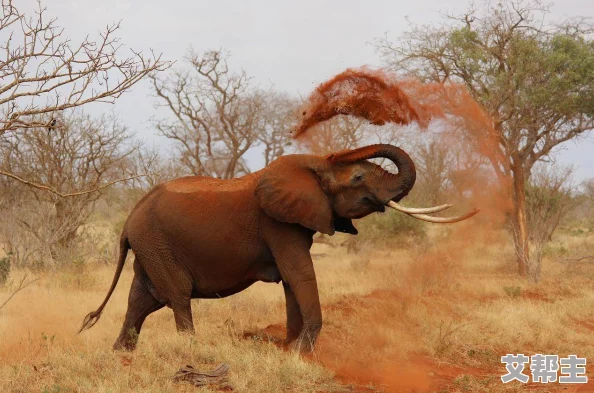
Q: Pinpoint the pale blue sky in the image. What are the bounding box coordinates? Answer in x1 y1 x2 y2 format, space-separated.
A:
18 0 594 182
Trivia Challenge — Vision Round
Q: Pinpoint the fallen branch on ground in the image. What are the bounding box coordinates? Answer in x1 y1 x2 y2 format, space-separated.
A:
172 363 232 389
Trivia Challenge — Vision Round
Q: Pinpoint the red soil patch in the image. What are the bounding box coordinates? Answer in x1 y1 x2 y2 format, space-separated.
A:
319 353 489 393
241 291 494 392
573 318 594 333
241 324 286 347
521 288 554 303
323 297 358 317
315 290 490 393
119 354 133 367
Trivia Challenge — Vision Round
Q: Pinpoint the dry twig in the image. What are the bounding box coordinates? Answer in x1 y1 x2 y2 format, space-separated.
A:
0 273 40 312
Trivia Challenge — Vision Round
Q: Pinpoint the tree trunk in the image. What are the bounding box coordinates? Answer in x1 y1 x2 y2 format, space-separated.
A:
510 160 530 276
55 200 78 250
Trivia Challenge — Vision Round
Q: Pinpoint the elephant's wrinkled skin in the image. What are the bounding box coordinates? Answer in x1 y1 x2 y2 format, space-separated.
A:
80 144 416 352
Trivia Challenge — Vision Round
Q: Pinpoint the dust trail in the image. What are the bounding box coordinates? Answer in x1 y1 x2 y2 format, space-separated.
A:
295 67 514 392
293 67 504 166
294 67 510 223
293 67 437 138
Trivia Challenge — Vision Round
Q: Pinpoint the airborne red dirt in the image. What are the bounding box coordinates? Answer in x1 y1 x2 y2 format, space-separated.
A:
294 66 511 225
294 68 431 138
288 67 521 392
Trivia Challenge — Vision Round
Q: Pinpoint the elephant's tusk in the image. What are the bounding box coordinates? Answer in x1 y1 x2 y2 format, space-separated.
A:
387 201 453 214
406 208 481 224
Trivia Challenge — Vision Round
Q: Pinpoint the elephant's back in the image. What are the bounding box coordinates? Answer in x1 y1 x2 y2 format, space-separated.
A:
124 175 262 252
162 175 256 194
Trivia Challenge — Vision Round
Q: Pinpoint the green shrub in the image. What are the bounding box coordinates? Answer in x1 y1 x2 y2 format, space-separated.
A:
0 252 11 285
355 211 427 246
503 286 522 298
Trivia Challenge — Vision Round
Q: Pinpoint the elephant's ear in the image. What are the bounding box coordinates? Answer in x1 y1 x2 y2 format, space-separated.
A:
255 157 335 235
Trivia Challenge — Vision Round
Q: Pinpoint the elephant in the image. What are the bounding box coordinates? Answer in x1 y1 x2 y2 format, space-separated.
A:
80 144 477 352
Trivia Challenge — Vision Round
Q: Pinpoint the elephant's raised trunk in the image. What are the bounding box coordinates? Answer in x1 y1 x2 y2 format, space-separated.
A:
328 144 480 224
327 144 416 202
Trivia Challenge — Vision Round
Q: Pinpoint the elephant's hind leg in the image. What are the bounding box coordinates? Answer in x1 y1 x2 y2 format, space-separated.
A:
169 270 195 333
172 298 194 333
113 274 164 351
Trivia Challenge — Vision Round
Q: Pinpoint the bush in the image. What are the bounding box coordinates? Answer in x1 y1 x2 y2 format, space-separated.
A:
503 286 522 298
0 252 11 285
355 211 427 246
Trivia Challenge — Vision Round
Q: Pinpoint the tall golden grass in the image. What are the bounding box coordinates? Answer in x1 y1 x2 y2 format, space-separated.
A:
1 229 593 392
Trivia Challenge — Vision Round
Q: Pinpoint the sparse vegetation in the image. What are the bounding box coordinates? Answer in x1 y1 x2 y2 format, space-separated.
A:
1 1 593 392
1 230 593 392
0 251 10 285
503 286 522 299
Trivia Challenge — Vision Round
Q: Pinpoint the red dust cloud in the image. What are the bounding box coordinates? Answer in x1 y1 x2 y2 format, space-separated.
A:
293 67 504 168
294 67 512 225
293 68 430 137
292 68 515 392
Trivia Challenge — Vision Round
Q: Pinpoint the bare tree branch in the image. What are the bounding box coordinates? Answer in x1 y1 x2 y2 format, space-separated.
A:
151 49 294 178
0 273 40 312
0 1 171 136
0 170 144 198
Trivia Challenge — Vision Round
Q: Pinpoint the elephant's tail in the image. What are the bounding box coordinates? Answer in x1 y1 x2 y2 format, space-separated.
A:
78 236 129 333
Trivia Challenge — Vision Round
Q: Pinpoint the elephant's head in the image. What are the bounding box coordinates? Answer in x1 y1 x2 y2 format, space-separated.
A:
255 144 478 235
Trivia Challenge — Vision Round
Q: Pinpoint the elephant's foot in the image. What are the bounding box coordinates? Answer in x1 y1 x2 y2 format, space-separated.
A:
288 323 321 353
284 325 302 346
113 328 139 351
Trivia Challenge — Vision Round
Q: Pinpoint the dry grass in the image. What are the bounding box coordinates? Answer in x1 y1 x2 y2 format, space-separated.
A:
1 229 594 393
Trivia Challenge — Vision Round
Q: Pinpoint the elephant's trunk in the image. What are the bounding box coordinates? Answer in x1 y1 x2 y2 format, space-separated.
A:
327 144 416 202
327 144 480 223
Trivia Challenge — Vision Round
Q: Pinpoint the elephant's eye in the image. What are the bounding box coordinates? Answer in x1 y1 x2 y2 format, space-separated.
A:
354 174 364 182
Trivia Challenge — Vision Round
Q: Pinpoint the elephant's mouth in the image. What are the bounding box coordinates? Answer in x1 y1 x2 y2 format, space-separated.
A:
333 216 358 234
361 196 386 213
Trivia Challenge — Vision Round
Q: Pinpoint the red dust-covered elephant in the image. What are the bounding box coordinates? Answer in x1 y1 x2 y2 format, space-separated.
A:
80 144 476 352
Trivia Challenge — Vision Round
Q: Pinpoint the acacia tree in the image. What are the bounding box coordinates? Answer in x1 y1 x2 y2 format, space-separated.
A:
0 0 169 193
377 0 594 276
151 49 293 179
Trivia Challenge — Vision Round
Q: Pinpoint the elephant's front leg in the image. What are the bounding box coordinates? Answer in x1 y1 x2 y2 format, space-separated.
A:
283 281 304 344
287 273 322 353
273 236 322 353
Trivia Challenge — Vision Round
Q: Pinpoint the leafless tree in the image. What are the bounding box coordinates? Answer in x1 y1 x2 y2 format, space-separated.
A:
127 145 187 192
583 179 594 204
259 92 297 166
0 112 137 264
99 145 188 215
525 164 576 281
151 49 293 179
411 138 454 206
298 116 366 155
0 0 169 192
